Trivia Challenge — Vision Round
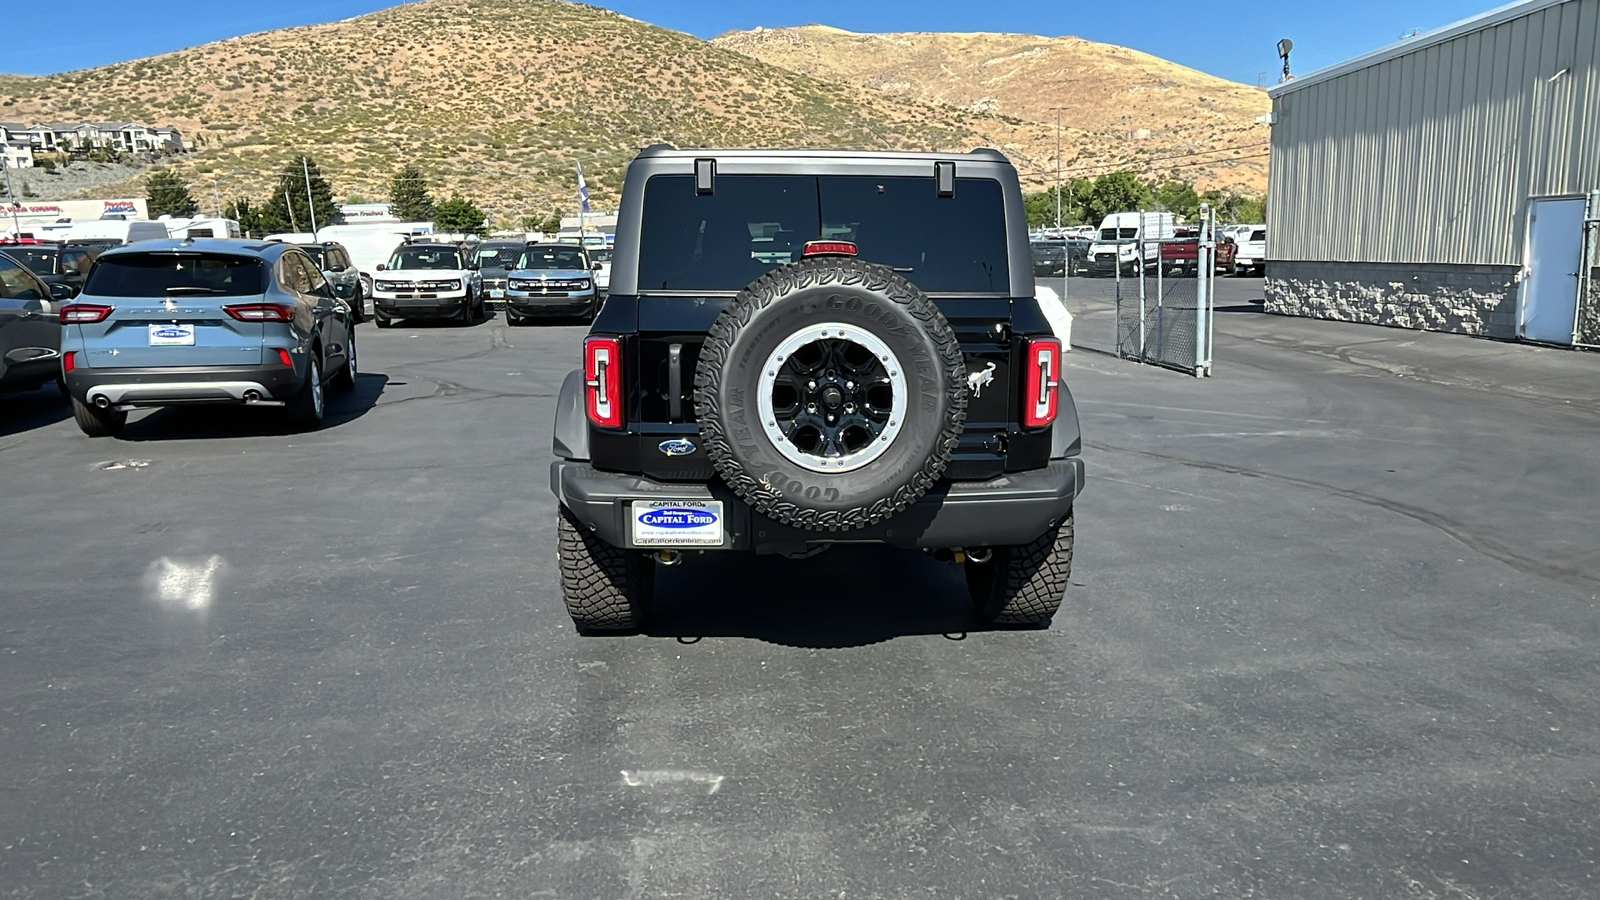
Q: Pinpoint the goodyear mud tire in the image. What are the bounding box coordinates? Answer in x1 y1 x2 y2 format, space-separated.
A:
694 257 967 531
966 515 1074 626
558 505 653 633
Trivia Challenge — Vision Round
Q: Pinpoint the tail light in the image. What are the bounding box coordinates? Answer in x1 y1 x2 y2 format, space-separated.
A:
62 351 76 373
1022 337 1061 428
225 303 294 322
584 336 623 428
60 303 112 324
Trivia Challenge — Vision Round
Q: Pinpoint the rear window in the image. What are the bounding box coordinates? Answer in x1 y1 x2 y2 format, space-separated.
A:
1250 229 1267 242
6 247 59 275
637 174 1009 293
83 253 268 297
474 245 525 269
299 247 328 269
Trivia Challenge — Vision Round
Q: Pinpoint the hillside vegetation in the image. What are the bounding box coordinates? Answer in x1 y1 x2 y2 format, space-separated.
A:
0 0 1045 214
0 1 1266 214
713 25 1270 193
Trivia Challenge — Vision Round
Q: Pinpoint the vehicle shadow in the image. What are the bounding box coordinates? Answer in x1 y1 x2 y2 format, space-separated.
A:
117 373 389 441
641 545 1020 649
0 386 71 437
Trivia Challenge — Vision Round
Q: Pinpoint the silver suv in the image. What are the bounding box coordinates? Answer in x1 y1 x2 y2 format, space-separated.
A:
59 239 358 437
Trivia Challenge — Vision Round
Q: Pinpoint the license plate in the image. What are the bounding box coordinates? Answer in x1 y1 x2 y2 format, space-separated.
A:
488 289 504 298
630 499 724 547
148 324 195 346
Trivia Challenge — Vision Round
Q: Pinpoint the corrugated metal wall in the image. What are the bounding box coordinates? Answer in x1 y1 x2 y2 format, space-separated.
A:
1268 0 1600 266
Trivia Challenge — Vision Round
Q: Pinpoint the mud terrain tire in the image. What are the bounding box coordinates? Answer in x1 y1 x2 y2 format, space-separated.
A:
694 256 966 531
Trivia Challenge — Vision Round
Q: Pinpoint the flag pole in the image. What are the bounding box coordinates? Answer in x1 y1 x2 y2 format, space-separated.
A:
577 161 589 245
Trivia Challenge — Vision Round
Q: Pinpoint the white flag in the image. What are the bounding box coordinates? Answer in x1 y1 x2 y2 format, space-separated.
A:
577 162 591 213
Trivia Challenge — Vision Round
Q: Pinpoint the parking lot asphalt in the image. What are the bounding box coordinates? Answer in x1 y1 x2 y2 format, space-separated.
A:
3 286 1599 899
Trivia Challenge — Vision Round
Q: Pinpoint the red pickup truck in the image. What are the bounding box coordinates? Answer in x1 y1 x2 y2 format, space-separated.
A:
1160 229 1236 276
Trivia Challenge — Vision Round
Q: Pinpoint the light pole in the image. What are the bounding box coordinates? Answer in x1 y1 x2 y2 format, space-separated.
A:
1049 106 1070 231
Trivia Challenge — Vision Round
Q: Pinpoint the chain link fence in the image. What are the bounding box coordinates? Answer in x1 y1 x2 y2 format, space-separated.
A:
1578 198 1600 349
1060 206 1216 377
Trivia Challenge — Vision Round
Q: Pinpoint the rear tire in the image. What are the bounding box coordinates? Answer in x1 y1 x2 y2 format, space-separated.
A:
287 356 325 429
966 515 1074 627
558 506 653 633
504 309 522 326
71 396 125 438
375 311 394 328
458 294 475 326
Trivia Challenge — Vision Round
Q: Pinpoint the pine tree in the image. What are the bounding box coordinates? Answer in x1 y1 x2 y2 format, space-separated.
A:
433 196 487 236
387 165 435 222
224 198 268 238
146 170 199 218
260 155 341 234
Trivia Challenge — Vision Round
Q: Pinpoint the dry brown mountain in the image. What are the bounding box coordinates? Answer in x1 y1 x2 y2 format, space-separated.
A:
0 2 1264 216
713 25 1271 194
0 0 1056 216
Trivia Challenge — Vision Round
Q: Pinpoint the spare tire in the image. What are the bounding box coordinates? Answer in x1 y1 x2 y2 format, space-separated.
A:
694 256 967 531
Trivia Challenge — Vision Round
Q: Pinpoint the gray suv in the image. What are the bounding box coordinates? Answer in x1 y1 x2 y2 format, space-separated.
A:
549 146 1083 633
59 239 358 437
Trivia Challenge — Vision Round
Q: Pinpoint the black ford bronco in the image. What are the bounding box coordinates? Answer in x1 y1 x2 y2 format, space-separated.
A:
549 146 1084 632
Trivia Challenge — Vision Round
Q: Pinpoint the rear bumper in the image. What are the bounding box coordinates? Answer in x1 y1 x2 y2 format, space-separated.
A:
551 458 1084 553
66 364 301 409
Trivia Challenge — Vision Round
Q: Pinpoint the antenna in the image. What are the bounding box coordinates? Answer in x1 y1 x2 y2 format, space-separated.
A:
1277 38 1294 83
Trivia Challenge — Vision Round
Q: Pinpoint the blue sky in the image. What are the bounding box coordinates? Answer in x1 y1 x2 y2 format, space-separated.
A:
5 0 1501 83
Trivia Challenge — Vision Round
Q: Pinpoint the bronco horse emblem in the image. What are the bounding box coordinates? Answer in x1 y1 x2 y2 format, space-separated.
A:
967 362 997 398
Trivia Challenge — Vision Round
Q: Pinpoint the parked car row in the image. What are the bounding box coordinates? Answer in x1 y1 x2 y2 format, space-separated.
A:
1031 216 1267 278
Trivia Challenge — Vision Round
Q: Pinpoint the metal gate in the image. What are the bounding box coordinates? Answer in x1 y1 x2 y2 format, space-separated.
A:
1113 205 1216 377
1576 190 1600 349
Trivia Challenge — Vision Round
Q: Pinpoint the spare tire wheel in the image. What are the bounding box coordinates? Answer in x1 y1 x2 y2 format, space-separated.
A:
694 256 967 531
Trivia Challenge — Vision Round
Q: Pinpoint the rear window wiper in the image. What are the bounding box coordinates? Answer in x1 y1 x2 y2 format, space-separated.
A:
164 286 229 294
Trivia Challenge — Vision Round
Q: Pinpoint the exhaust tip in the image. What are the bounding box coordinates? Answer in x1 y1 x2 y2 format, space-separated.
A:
243 390 262 404
92 395 110 409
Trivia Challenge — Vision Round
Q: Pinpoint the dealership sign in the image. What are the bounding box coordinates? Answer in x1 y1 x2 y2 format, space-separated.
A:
1 198 149 225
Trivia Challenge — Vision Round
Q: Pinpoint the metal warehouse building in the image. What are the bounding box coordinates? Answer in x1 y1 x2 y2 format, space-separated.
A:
1264 0 1600 347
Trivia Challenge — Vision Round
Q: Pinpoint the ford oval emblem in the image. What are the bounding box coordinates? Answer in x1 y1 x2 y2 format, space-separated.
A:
638 507 719 529
658 438 696 457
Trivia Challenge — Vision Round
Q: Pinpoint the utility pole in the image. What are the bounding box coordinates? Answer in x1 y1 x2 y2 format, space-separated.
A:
285 187 298 233
1 163 20 238
1049 106 1070 231
301 156 319 239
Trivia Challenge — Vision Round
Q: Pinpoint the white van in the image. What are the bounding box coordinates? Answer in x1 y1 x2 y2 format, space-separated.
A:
312 223 436 295
1087 212 1175 276
165 217 242 239
61 219 169 248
